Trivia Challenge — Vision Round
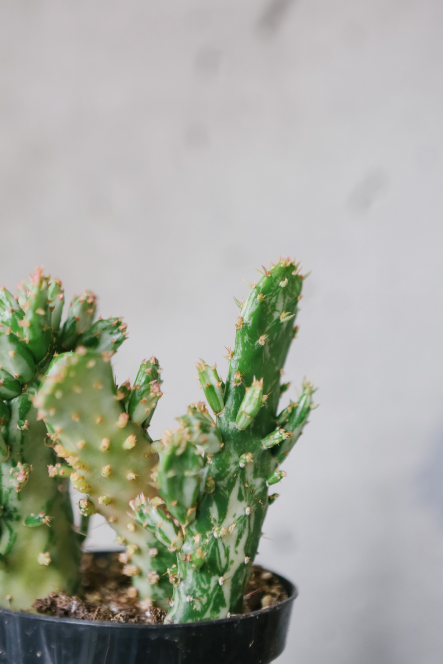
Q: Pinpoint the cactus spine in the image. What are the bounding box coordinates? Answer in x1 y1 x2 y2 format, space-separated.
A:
39 257 316 623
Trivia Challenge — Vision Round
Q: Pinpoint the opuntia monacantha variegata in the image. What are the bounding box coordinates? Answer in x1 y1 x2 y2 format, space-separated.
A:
2 258 316 622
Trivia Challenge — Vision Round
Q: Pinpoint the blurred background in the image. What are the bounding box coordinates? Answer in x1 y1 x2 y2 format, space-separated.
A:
1 1 442 662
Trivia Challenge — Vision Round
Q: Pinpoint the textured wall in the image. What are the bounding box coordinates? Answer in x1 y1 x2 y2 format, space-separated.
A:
1 1 442 662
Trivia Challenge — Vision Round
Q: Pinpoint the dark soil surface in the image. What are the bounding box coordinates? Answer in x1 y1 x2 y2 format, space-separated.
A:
33 552 287 624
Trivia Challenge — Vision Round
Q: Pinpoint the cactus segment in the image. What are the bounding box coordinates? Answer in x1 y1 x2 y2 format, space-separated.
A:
47 278 64 332
0 331 35 383
221 258 303 437
262 427 291 449
156 427 206 526
276 401 296 427
77 317 128 355
266 469 287 486
0 287 25 337
0 368 22 400
38 349 174 607
130 494 184 551
0 393 81 609
179 403 222 454
128 357 163 427
20 268 52 362
196 361 224 415
154 404 223 527
59 291 97 351
272 381 315 464
235 377 263 430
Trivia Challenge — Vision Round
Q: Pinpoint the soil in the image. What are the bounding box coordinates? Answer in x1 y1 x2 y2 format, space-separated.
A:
33 552 288 624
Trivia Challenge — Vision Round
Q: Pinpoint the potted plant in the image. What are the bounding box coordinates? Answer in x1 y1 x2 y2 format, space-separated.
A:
0 258 315 664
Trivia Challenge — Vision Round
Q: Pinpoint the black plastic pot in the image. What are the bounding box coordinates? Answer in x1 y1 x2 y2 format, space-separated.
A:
0 571 296 664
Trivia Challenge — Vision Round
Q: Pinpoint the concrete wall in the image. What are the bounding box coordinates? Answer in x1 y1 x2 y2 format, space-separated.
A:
0 1 442 662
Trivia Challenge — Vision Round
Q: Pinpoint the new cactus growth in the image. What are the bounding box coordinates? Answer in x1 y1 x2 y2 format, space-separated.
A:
0 267 128 610
38 257 316 623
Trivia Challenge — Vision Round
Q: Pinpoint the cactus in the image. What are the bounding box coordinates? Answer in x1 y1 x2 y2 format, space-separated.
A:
38 257 316 623
36 352 174 608
154 256 315 622
0 268 128 610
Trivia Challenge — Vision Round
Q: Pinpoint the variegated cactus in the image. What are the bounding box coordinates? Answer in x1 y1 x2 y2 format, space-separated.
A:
38 257 316 622
0 268 127 609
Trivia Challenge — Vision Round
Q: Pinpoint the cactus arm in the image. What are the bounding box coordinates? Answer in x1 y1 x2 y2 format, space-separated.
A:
0 393 81 610
156 437 204 526
221 259 303 439
20 267 53 363
47 278 64 332
270 380 316 467
128 357 163 427
0 287 25 338
195 362 224 415
58 291 97 351
37 349 173 607
77 317 128 354
130 494 184 551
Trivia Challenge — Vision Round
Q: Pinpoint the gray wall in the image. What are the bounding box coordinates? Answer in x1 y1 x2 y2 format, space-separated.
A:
1 1 442 662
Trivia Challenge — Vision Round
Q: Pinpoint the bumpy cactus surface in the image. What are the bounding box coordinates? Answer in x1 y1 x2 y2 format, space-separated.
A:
0 268 127 609
38 257 316 623
36 353 174 608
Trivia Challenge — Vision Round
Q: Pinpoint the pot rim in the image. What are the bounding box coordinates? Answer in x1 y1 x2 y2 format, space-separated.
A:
0 569 297 630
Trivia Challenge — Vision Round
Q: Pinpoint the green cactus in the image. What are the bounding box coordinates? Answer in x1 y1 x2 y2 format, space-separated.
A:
152 257 316 623
39 257 316 622
36 352 175 608
0 267 128 610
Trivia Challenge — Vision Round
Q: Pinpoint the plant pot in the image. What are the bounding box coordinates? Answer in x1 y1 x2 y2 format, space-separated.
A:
0 570 296 664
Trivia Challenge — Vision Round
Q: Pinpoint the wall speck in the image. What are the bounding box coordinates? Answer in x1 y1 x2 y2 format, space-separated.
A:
185 123 209 149
257 0 297 35
348 170 389 213
194 46 222 77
